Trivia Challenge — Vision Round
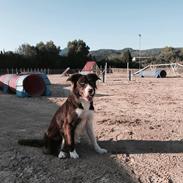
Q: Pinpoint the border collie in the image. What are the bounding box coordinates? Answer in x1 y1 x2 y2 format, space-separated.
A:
18 73 107 159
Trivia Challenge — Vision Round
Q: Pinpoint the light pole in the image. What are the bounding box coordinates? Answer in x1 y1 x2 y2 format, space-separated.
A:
138 34 142 69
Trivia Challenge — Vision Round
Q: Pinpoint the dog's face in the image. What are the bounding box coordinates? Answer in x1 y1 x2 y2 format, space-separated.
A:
67 73 100 102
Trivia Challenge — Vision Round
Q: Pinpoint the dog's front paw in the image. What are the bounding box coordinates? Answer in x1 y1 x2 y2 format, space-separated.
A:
70 150 79 159
58 151 67 159
95 147 108 154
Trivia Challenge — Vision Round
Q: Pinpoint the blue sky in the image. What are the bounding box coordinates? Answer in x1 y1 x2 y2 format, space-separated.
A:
0 0 182 51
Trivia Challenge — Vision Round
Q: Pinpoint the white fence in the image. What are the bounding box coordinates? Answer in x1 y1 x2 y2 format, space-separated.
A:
111 68 139 74
0 68 80 75
0 67 139 75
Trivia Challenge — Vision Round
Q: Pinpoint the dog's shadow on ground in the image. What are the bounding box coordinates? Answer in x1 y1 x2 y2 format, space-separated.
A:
49 84 71 98
97 140 183 154
95 93 112 97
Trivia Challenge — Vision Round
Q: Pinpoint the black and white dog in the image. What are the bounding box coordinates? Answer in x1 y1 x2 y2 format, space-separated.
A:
18 73 107 158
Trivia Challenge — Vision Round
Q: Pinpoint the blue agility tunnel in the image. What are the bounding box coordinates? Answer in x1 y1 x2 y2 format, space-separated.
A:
0 73 51 97
140 69 167 78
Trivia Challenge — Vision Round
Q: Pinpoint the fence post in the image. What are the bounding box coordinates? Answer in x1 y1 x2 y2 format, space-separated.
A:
102 70 105 83
104 62 107 82
129 70 132 81
127 62 129 78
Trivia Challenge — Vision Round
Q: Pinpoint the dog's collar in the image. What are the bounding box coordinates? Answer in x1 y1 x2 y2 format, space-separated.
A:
89 101 94 110
78 103 84 109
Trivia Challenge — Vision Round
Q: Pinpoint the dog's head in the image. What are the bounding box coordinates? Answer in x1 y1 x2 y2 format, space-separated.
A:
67 73 100 102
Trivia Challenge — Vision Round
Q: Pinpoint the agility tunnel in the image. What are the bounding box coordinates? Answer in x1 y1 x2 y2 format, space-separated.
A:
0 73 51 97
140 69 167 78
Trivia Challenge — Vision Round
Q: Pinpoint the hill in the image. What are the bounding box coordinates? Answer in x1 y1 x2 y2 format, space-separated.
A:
90 48 162 61
90 47 183 68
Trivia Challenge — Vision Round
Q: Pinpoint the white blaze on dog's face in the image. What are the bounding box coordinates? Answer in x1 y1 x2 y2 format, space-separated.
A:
78 79 94 102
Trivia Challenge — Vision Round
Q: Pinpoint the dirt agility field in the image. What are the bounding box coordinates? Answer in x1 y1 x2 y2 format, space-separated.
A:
0 73 183 183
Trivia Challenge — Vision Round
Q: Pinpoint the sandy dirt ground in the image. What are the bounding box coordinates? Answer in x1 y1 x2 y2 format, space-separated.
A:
0 73 183 183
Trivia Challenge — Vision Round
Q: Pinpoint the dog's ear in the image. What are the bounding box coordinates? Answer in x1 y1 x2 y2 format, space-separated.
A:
87 73 101 82
67 73 82 84
87 73 100 89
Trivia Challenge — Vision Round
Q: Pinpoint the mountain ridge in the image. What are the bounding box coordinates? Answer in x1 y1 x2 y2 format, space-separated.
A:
90 47 163 61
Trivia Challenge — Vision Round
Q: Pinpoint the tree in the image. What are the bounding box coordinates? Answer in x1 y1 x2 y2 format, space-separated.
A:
160 47 176 62
178 48 183 61
17 44 37 57
36 41 60 55
35 41 60 68
67 39 89 57
36 42 46 54
122 50 132 64
45 41 60 55
15 41 61 68
67 39 90 68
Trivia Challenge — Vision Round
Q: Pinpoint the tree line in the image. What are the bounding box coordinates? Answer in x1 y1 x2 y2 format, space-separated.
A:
93 47 183 69
98 49 138 68
2 39 180 70
140 47 183 67
0 39 138 70
0 40 92 69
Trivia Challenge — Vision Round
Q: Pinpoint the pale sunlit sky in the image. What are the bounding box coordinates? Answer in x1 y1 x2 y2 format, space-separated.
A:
0 0 183 51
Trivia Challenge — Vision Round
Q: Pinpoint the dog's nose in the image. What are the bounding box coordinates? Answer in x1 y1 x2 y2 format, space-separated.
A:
88 89 94 95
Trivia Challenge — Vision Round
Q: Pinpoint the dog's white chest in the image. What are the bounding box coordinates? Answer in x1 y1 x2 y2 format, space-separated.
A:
81 100 90 111
75 108 93 122
75 100 91 118
75 100 94 141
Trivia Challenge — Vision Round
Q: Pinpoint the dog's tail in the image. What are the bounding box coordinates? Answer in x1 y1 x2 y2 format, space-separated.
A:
18 134 61 156
18 139 45 147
